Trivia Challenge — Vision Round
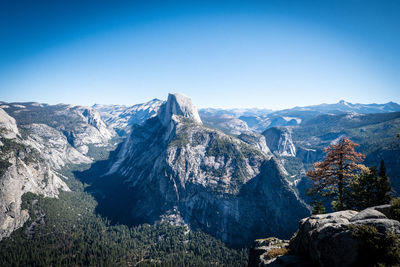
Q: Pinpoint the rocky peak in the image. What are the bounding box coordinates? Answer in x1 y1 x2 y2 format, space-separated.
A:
158 93 202 126
0 108 19 139
80 107 106 130
97 93 310 245
262 127 296 157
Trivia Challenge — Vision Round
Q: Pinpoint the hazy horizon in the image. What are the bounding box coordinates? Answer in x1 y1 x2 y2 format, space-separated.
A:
1 96 399 111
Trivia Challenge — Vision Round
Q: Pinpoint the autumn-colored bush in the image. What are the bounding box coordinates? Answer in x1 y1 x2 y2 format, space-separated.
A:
265 247 289 260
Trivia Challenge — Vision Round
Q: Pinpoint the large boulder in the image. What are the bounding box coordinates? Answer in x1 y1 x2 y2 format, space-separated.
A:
289 207 400 266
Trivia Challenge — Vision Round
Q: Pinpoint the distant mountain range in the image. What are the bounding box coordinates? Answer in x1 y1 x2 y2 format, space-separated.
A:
290 100 400 114
0 96 399 249
90 100 400 136
199 100 400 133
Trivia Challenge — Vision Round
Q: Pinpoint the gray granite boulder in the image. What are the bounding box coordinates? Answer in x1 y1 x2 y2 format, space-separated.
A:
289 207 400 266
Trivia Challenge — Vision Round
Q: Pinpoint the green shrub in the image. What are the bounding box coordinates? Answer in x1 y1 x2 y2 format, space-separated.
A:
351 224 400 266
289 230 298 242
390 197 400 221
0 159 11 176
311 201 325 215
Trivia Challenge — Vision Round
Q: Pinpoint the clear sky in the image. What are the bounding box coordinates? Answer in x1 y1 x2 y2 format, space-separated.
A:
0 0 399 109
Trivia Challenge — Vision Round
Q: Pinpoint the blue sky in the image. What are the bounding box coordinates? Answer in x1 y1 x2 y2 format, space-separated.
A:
0 0 399 109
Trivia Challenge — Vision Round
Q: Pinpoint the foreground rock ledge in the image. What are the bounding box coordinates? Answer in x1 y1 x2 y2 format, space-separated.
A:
249 204 400 266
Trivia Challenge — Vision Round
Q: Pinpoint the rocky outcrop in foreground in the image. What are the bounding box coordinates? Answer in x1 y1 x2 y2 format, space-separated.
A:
249 204 400 266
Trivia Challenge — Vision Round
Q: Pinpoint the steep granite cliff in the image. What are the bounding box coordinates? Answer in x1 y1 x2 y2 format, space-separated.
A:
0 109 70 240
0 102 117 240
97 93 310 246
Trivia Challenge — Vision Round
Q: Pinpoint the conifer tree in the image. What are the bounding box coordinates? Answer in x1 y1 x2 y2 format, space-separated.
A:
349 165 391 210
306 137 366 210
379 159 386 177
377 160 392 204
311 201 326 215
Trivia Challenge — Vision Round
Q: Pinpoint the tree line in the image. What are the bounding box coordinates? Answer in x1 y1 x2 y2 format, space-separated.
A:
306 137 392 213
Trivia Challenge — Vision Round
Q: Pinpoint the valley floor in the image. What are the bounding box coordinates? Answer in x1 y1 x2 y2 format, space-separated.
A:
0 167 248 266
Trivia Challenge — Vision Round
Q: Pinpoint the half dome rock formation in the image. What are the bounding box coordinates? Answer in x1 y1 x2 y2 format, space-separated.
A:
95 93 310 246
158 93 202 126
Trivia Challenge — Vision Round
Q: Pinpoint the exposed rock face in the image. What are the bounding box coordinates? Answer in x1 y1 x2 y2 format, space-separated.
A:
0 108 19 139
93 98 163 135
289 206 400 266
199 100 400 135
158 93 202 126
0 110 70 240
238 132 273 157
261 112 400 200
295 147 323 164
101 93 310 246
249 205 400 266
199 111 252 135
55 105 114 154
238 115 273 133
248 237 312 267
262 127 296 157
2 102 116 156
199 108 302 133
23 123 92 169
248 238 290 266
211 115 251 135
0 103 117 240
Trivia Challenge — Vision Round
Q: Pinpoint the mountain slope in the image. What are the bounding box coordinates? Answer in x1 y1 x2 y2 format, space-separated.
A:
90 93 309 246
263 112 400 199
93 99 163 135
199 100 400 134
1 102 115 156
0 102 119 240
0 108 70 240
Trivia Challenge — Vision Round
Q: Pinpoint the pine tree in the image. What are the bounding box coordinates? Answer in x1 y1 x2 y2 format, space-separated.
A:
306 137 366 210
377 160 392 205
379 159 386 177
312 201 326 215
349 166 391 210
